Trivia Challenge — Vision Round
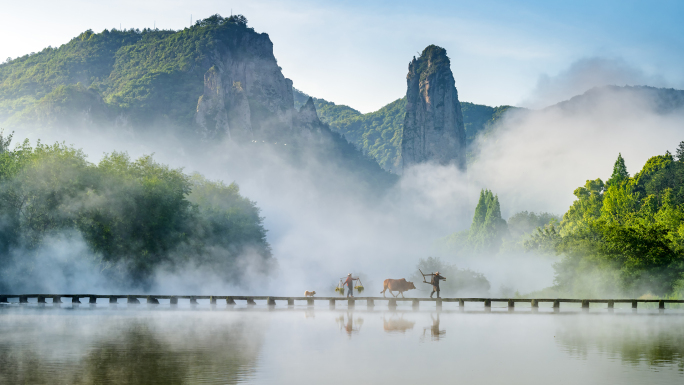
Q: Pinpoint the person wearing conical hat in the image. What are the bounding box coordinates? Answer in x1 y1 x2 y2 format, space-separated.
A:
429 271 446 298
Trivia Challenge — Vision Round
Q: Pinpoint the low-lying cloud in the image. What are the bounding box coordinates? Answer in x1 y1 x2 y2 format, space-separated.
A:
522 57 671 109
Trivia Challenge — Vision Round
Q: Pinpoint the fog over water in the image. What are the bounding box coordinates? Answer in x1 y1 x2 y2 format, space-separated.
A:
7 81 684 297
1 305 683 384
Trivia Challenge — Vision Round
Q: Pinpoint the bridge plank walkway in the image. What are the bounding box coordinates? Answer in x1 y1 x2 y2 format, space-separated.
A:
1 294 683 309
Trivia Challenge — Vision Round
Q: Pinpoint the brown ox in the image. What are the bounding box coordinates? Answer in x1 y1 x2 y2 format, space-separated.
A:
381 279 416 298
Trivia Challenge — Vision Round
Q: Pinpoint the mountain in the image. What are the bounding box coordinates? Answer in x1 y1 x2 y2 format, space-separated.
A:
401 45 466 171
0 14 397 190
293 91 515 173
552 85 684 114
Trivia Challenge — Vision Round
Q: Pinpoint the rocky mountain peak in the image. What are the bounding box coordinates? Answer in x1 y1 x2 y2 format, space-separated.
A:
194 28 295 142
401 45 466 172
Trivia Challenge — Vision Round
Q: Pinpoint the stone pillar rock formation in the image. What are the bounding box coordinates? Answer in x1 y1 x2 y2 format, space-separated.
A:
401 45 466 172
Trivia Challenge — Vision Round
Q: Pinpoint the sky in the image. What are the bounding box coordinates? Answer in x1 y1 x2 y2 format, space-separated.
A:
1 0 683 112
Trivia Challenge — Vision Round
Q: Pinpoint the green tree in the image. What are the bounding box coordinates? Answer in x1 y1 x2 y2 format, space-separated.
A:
676 141 684 162
0 138 274 291
606 153 629 187
412 257 490 296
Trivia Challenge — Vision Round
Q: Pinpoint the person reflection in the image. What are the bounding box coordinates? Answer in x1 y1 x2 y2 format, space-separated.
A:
422 314 446 341
336 312 363 336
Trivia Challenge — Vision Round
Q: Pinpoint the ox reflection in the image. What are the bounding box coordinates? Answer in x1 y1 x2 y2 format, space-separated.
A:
383 314 415 333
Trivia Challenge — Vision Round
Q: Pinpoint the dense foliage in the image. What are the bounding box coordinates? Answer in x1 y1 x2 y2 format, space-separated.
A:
411 45 451 84
0 132 273 291
0 14 255 128
439 189 558 257
293 89 514 173
526 147 684 297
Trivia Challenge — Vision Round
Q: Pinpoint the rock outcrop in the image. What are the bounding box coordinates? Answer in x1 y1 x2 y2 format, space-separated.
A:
194 29 295 142
401 45 466 171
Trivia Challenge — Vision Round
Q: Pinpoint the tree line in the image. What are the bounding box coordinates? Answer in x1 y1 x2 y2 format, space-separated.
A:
0 132 273 291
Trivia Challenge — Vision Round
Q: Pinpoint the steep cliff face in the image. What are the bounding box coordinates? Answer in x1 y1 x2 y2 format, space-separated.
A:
401 45 466 171
194 29 295 142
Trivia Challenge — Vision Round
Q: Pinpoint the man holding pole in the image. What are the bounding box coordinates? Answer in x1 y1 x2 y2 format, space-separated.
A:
428 271 446 298
344 273 359 297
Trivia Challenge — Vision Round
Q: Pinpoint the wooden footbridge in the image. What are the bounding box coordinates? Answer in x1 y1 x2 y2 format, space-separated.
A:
1 294 683 310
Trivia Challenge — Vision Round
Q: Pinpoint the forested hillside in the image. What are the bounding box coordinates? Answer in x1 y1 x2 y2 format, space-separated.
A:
294 89 516 172
439 145 684 299
0 20 233 128
438 189 558 256
0 132 274 291
524 147 684 298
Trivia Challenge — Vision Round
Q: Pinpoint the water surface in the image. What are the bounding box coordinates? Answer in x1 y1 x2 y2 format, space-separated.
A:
1 303 682 384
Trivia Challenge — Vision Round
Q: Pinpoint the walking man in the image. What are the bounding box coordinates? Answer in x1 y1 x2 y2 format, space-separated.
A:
428 271 446 298
344 273 359 297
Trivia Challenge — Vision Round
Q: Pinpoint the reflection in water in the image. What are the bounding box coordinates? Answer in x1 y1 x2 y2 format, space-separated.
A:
2 307 684 384
556 315 684 371
383 314 415 333
422 314 446 341
336 312 363 335
0 310 266 384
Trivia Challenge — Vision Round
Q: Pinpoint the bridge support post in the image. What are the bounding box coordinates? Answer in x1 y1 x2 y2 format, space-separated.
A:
38 296 46 304
146 296 159 305
607 300 614 311
581 300 589 311
247 298 256 306
531 299 538 312
53 296 63 304
631 300 637 311
306 298 314 307
329 299 335 309
127 296 140 305
71 296 81 305
508 300 515 310
412 299 419 310
458 299 464 310
226 297 236 306
436 299 442 310
0 296 7 303
659 300 665 312
388 298 397 309
210 296 217 305
190 296 199 305
89 296 97 305
367 298 374 308
348 298 355 308
287 298 293 307
170 297 178 306
267 297 276 306
19 295 28 304
553 300 560 313
484 299 491 310
108 296 117 305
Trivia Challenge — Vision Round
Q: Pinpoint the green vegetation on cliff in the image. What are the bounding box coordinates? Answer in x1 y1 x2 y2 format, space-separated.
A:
0 14 255 128
294 89 515 173
0 131 273 291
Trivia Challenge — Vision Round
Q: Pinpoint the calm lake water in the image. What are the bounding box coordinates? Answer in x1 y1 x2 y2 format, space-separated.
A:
1 302 683 384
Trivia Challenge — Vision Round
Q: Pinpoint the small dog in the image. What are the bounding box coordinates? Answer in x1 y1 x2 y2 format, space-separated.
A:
304 290 316 297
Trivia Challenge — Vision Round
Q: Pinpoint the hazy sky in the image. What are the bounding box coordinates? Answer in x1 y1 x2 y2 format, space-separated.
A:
2 0 683 112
